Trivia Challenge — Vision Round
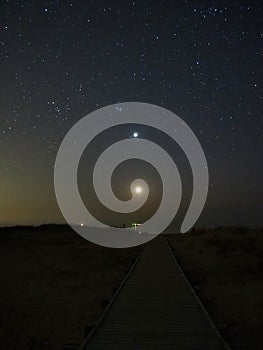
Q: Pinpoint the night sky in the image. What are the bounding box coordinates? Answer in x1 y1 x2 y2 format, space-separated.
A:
0 1 262 228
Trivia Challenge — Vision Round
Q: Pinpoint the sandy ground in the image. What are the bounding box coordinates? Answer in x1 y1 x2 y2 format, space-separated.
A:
0 225 140 350
168 228 263 350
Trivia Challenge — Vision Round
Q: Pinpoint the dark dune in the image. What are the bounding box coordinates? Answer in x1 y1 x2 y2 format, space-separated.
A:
168 228 263 350
0 225 140 350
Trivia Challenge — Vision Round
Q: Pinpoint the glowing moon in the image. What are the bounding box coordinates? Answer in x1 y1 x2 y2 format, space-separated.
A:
135 186 142 194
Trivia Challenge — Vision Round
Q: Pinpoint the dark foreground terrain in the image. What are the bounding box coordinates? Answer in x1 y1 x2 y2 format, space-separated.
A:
0 226 262 350
168 228 263 350
0 225 140 350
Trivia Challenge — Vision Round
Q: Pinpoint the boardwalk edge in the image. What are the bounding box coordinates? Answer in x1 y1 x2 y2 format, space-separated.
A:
78 244 145 350
165 237 231 350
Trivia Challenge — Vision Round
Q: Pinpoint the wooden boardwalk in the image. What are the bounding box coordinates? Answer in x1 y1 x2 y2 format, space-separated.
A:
80 236 229 350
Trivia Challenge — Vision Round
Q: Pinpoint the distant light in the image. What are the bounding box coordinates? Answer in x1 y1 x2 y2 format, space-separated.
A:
80 223 84 227
133 132 138 138
135 186 142 194
132 223 141 230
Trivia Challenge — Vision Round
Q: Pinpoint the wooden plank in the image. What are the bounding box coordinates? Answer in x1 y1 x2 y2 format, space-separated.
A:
80 236 229 350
